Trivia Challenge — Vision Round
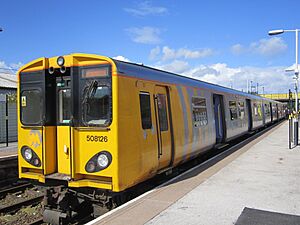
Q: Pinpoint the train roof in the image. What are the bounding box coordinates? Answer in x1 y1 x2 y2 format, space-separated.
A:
112 59 282 103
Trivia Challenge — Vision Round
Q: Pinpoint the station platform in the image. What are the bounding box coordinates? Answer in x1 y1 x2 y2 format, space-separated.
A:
88 121 300 225
0 142 18 159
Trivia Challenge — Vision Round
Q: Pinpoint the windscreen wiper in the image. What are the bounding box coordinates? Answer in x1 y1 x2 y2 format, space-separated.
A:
83 80 98 103
82 80 98 124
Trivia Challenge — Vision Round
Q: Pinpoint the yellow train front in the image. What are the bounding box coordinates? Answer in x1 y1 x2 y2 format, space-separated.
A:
18 53 183 224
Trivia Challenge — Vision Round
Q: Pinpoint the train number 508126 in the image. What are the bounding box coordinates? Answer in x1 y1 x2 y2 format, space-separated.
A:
86 135 108 142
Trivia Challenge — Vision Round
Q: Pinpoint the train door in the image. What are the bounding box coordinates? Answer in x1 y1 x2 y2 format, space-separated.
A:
154 86 172 170
246 99 253 131
56 76 72 175
270 103 273 122
213 94 226 143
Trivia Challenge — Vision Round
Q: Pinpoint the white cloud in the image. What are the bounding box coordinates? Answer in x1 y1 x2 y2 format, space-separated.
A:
124 1 168 16
149 46 213 61
231 37 287 57
152 60 292 93
126 26 161 44
250 37 287 56
0 61 22 74
149 46 161 60
154 60 190 74
113 55 130 62
162 46 213 61
230 44 245 55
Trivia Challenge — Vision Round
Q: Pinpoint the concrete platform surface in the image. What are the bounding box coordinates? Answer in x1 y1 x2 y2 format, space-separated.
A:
89 121 300 225
147 121 299 225
0 142 17 158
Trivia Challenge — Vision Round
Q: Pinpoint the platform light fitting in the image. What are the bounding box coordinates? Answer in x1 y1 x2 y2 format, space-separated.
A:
268 29 284 35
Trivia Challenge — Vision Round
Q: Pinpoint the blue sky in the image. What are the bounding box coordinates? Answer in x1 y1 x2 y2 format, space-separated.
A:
0 0 300 93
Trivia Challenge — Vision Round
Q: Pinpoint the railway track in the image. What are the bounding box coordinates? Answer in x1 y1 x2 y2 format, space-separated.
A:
0 182 44 225
0 195 43 214
0 183 33 199
27 218 44 225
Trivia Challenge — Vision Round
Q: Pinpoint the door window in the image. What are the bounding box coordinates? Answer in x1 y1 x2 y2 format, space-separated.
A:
157 94 168 131
229 101 238 120
238 101 245 119
58 89 71 124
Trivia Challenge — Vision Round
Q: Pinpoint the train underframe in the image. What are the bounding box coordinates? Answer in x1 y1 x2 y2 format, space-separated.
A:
41 181 140 225
42 185 116 224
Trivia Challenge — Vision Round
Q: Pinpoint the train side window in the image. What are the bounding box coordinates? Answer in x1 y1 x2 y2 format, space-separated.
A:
192 97 208 127
157 94 168 131
238 101 245 119
139 92 152 129
229 101 238 120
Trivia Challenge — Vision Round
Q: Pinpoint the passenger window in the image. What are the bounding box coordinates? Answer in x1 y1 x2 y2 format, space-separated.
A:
139 92 152 129
157 94 168 131
229 101 238 120
238 101 245 119
192 97 208 127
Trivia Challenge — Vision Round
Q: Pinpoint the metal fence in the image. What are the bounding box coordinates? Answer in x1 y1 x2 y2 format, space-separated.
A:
0 94 17 143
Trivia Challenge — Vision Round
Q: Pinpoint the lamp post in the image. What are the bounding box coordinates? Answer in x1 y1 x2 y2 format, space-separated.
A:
269 29 299 111
269 29 299 145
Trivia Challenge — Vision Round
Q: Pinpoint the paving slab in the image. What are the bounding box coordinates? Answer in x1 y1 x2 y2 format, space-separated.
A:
0 142 17 158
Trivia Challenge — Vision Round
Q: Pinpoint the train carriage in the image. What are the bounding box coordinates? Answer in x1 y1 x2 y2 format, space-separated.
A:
17 53 285 224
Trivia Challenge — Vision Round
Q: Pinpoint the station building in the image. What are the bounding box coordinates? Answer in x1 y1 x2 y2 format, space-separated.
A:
0 73 17 143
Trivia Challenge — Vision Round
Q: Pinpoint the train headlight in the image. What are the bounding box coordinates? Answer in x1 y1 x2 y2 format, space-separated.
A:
33 158 41 167
86 161 96 173
24 148 33 160
97 154 109 168
85 151 112 173
21 146 41 167
57 56 65 66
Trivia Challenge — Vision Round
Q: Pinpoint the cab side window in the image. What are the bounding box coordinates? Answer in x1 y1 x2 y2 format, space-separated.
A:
139 92 152 129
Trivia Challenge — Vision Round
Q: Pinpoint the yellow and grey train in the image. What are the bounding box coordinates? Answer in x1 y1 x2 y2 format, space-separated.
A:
17 53 285 224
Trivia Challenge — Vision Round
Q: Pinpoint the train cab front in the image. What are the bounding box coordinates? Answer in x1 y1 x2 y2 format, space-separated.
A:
18 54 119 223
